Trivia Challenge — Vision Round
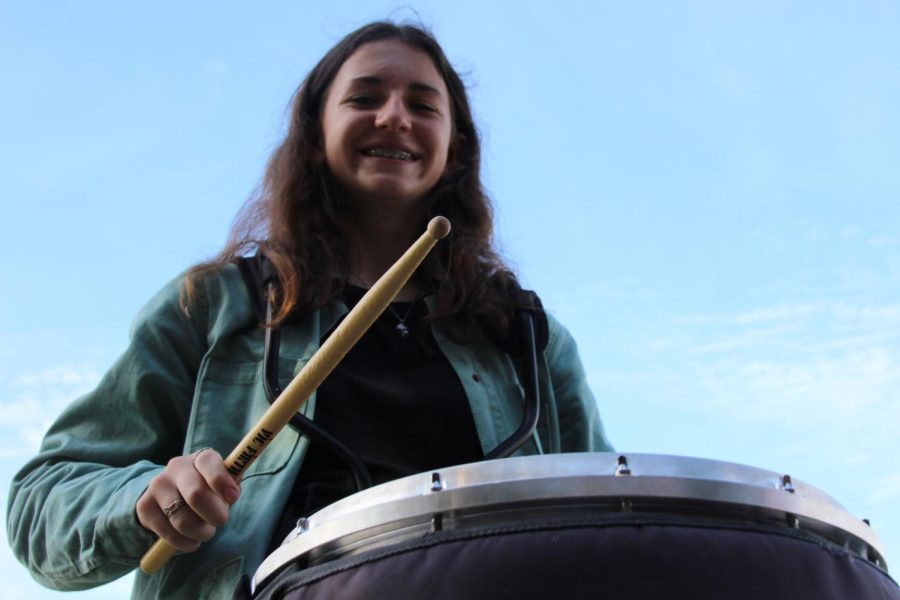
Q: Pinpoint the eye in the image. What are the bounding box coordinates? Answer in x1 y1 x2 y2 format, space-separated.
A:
411 101 439 114
346 95 377 107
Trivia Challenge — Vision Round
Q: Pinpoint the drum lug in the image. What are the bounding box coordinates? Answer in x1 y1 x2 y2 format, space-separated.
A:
614 455 631 476
781 474 795 493
430 472 445 532
431 513 444 532
296 517 310 532
284 518 309 544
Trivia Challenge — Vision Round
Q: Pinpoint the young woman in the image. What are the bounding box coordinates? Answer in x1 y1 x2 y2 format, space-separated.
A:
7 21 612 599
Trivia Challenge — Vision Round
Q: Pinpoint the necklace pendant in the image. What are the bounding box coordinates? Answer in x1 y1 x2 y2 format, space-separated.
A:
395 322 411 338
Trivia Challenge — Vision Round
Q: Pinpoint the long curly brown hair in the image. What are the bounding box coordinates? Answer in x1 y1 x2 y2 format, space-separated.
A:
187 21 524 337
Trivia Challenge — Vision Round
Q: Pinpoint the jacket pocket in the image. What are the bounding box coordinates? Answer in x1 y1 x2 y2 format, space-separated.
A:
185 356 300 479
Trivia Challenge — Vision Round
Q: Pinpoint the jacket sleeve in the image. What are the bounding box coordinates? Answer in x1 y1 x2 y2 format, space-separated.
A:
6 274 208 591
545 314 614 452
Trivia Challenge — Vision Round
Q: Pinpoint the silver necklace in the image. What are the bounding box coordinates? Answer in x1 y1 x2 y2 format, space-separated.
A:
386 300 417 338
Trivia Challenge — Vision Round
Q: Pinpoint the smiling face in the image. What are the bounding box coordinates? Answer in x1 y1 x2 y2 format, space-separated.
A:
320 39 454 210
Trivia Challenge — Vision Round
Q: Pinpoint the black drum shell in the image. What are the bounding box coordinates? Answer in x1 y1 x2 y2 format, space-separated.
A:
250 512 899 600
246 454 896 600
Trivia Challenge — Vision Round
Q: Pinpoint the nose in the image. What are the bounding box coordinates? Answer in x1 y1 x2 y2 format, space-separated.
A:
374 94 411 131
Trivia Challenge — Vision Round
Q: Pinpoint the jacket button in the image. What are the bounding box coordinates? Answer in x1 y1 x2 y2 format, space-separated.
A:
472 373 481 382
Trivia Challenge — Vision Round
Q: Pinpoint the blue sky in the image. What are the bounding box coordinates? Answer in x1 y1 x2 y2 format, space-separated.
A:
2 1 899 597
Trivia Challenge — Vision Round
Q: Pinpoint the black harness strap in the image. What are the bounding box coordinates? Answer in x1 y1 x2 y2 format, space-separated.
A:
234 255 548 479
235 255 372 491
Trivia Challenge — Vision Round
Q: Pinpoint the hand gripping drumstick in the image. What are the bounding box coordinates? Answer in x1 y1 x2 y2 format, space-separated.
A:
140 216 451 574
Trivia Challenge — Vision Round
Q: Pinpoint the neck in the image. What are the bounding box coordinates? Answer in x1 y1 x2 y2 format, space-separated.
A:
345 204 427 301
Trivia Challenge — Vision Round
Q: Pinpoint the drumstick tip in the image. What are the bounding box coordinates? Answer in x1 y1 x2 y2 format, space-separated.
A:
427 216 451 240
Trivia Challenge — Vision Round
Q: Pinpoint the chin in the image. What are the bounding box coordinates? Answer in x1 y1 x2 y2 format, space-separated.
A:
357 183 430 207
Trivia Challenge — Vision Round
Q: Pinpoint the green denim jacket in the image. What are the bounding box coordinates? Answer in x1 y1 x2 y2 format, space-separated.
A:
7 265 612 599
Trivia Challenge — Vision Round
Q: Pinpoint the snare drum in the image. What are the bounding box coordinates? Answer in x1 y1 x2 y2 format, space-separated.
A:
250 453 898 599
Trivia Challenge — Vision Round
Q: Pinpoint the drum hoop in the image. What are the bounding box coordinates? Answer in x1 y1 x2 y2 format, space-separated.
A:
252 452 887 592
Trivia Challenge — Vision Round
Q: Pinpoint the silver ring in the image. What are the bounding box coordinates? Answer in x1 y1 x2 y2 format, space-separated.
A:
162 498 186 518
192 447 214 469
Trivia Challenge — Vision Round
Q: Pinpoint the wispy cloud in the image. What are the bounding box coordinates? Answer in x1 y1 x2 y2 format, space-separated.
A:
676 301 900 329
664 299 900 426
204 59 228 76
871 474 900 504
840 225 862 239
696 346 898 426
1 363 102 456
588 293 900 548
867 234 897 247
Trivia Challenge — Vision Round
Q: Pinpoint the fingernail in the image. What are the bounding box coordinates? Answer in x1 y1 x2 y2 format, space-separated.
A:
225 488 240 503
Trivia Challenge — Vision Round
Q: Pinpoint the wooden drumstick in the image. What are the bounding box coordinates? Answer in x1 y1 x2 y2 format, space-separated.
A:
140 216 451 574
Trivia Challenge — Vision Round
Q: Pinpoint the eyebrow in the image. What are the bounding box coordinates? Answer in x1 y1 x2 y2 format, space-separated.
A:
349 76 442 95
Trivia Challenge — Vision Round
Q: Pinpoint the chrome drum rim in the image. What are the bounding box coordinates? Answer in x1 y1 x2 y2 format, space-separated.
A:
252 452 887 592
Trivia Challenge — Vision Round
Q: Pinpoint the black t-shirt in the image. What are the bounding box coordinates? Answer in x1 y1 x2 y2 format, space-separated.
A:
270 286 483 547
